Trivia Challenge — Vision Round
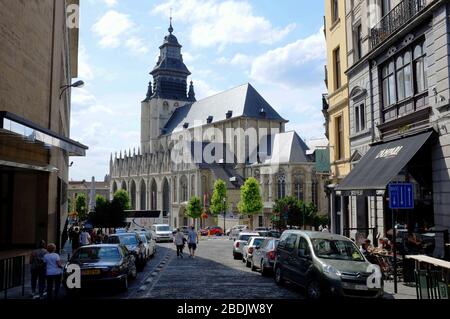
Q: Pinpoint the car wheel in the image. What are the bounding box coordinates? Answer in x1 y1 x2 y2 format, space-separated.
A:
275 266 285 286
246 258 251 268
306 279 322 300
260 261 268 277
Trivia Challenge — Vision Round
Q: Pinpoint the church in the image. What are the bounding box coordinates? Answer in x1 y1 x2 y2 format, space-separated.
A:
109 22 329 229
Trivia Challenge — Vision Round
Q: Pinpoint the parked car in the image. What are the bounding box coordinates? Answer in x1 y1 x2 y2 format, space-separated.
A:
242 236 266 267
63 244 137 291
199 226 224 236
252 238 279 276
274 230 384 299
232 232 259 259
150 224 174 242
254 227 270 231
106 232 147 271
137 231 156 259
229 225 248 240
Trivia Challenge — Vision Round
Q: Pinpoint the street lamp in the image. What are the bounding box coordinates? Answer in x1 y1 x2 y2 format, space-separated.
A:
223 197 226 236
60 80 84 99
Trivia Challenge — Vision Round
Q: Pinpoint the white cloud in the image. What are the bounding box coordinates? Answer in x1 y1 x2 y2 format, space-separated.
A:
103 0 118 7
92 10 135 48
250 28 326 88
77 45 94 80
191 79 219 100
125 36 149 55
151 0 295 48
230 53 252 66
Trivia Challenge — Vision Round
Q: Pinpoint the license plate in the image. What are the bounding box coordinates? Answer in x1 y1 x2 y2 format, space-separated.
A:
82 269 101 276
342 282 368 290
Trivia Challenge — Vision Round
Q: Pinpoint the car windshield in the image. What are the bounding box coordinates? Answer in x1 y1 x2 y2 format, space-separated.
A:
72 247 121 262
117 235 138 246
139 234 147 243
157 226 170 232
312 238 365 261
239 234 254 241
252 238 265 246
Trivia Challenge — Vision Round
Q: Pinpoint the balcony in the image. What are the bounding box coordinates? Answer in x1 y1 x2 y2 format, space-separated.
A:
370 0 427 49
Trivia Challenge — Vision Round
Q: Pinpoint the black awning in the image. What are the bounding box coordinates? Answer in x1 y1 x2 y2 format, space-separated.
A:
336 131 434 193
125 210 161 218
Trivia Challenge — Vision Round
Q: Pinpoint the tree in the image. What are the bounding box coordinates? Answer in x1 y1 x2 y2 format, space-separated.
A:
113 189 131 211
272 197 320 230
238 177 263 229
210 179 228 216
186 196 203 219
96 194 107 207
75 193 88 221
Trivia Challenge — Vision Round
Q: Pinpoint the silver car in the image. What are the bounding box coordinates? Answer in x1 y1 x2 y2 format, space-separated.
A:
232 232 259 259
137 231 156 260
229 225 248 240
242 236 266 268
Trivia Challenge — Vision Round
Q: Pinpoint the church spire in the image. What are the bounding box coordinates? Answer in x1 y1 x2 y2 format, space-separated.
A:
143 81 152 102
168 9 173 34
188 80 196 102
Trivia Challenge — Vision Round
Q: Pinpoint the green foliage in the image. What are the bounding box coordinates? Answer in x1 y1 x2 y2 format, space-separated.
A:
113 189 131 211
210 179 228 216
68 198 73 213
238 177 263 216
75 193 88 221
89 191 128 229
186 196 203 219
272 196 319 229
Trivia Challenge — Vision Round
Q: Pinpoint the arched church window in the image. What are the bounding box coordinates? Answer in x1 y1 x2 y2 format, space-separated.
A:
277 172 286 199
294 173 304 201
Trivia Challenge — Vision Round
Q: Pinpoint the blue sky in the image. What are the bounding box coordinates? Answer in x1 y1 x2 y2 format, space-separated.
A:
69 0 327 181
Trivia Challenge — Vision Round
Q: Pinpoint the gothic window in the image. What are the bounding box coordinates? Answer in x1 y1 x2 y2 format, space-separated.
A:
311 176 318 207
294 174 304 201
173 176 177 202
277 172 286 199
180 176 188 202
190 175 195 198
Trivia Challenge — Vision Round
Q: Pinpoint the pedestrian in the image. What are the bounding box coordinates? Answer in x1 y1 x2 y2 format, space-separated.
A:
43 243 63 300
174 228 185 258
71 226 80 252
30 240 47 299
80 227 91 246
187 225 199 258
322 225 330 233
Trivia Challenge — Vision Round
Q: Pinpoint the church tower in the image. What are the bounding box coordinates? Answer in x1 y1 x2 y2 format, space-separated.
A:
141 19 195 153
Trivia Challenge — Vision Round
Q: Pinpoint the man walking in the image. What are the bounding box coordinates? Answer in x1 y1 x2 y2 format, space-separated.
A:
174 228 185 258
187 225 198 258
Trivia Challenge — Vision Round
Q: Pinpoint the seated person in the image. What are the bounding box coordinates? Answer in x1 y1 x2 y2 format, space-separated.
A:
364 239 374 252
406 233 422 254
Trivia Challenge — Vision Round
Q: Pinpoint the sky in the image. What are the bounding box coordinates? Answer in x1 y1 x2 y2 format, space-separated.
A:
69 0 327 181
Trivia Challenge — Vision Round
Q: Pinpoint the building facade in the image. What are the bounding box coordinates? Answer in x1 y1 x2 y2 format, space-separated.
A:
0 0 87 255
337 0 450 255
324 0 352 234
68 176 110 213
110 24 329 230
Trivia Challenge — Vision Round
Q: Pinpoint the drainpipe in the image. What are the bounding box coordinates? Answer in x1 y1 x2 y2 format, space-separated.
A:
369 60 378 236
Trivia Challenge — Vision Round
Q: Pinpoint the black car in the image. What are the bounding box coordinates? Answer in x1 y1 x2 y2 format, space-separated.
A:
63 244 137 291
107 232 147 270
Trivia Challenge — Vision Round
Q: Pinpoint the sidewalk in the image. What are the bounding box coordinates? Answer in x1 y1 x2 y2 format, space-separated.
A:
383 280 417 299
2 243 71 300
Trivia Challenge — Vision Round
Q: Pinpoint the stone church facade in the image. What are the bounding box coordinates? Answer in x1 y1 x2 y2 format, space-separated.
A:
109 23 328 229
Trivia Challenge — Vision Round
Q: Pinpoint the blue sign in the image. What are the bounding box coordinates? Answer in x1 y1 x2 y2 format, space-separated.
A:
389 183 414 209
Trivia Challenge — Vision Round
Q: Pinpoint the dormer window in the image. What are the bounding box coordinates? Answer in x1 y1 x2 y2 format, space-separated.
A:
183 122 189 129
260 108 266 117
226 110 233 119
207 116 213 124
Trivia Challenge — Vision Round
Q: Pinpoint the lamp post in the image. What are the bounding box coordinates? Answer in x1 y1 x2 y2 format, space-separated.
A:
60 80 84 99
223 197 226 236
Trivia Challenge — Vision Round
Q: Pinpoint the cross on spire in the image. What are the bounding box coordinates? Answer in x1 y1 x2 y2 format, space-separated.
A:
168 8 173 34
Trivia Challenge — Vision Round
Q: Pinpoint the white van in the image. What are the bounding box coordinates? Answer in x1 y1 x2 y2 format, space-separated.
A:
151 224 173 242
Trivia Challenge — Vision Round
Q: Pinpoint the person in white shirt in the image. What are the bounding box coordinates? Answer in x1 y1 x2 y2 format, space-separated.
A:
43 243 63 300
174 229 185 258
80 228 91 246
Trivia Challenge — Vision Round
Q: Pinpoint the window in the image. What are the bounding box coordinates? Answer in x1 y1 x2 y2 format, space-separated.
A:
354 24 362 60
382 62 396 106
258 215 264 227
332 0 339 23
298 237 310 257
311 177 318 207
333 47 341 90
382 0 391 17
335 116 344 160
413 43 427 93
277 173 286 199
285 234 298 252
395 52 413 101
355 103 366 133
294 174 304 201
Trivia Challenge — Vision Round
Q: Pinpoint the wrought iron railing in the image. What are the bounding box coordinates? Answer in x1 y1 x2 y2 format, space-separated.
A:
370 0 427 49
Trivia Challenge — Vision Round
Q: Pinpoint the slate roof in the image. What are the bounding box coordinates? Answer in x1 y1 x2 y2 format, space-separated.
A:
267 131 310 164
162 83 287 135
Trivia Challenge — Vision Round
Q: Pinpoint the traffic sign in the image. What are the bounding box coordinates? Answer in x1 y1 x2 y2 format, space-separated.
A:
388 183 414 209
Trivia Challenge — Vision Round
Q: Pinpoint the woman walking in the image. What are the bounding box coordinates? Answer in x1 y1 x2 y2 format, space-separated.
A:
43 243 63 300
174 228 185 258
